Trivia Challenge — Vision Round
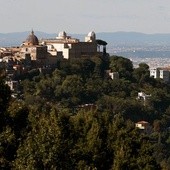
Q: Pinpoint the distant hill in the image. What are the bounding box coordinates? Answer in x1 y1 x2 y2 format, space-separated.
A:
97 32 170 45
0 31 57 47
1 31 170 47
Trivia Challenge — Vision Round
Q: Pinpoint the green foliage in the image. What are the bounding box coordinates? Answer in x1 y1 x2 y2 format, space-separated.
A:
110 55 134 80
13 111 62 169
1 55 170 169
96 39 107 46
133 62 150 83
0 78 11 133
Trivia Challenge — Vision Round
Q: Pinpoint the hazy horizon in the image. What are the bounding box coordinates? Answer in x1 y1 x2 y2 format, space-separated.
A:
1 0 170 34
2 30 170 35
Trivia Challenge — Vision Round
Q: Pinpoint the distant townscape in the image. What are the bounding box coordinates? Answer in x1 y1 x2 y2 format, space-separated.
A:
110 45 170 68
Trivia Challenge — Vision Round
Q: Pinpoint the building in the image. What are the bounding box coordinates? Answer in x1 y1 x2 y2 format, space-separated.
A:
137 92 151 101
1 30 106 72
106 70 119 79
40 31 98 60
150 68 160 78
150 67 170 83
159 69 170 83
135 121 150 130
137 92 151 106
135 121 152 134
20 30 48 66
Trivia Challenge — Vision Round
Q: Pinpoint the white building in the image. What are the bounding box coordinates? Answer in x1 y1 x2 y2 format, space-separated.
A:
150 68 160 78
40 31 98 60
137 92 151 101
150 67 170 83
106 70 119 80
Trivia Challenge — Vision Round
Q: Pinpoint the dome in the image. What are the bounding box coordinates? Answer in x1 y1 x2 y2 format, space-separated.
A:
88 31 96 39
58 31 67 38
25 30 39 45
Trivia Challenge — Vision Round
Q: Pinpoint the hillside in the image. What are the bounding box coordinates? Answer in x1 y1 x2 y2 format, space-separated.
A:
1 55 170 169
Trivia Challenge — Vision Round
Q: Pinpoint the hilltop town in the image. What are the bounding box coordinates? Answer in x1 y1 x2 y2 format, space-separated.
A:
0 30 108 95
1 30 170 99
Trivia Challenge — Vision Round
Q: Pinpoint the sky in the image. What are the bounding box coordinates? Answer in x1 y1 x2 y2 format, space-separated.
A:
1 0 170 34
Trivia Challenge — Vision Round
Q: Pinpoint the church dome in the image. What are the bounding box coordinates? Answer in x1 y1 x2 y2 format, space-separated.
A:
25 30 39 45
58 31 67 38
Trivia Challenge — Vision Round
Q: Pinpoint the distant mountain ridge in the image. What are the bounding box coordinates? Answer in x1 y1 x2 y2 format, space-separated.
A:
99 32 170 44
0 31 57 47
1 31 170 47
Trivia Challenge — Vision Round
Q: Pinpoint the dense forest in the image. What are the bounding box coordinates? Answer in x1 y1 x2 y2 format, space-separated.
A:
1 54 170 169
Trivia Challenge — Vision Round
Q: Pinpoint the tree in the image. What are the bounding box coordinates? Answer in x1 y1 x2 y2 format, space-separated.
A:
0 78 11 130
0 100 29 169
133 62 150 84
13 108 75 169
110 56 134 80
70 58 95 80
56 75 84 106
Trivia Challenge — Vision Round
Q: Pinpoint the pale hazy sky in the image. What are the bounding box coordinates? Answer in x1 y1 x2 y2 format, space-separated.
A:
1 0 170 34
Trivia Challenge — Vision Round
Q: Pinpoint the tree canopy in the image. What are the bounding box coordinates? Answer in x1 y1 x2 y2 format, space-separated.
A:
1 55 170 169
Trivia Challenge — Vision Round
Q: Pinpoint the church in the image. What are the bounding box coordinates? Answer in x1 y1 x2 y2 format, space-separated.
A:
20 30 48 66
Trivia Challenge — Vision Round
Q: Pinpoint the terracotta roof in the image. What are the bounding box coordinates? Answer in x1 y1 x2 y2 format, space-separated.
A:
136 121 149 124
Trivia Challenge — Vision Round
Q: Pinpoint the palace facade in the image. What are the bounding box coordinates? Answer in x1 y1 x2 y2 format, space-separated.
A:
40 31 98 60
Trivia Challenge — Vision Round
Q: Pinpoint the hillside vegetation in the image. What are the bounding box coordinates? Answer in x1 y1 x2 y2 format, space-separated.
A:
1 55 170 169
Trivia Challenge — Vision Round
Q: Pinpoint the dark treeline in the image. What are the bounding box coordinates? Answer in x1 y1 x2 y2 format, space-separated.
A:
1 55 170 169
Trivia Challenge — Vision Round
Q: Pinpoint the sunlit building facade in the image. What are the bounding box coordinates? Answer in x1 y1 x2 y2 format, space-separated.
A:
40 31 98 60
